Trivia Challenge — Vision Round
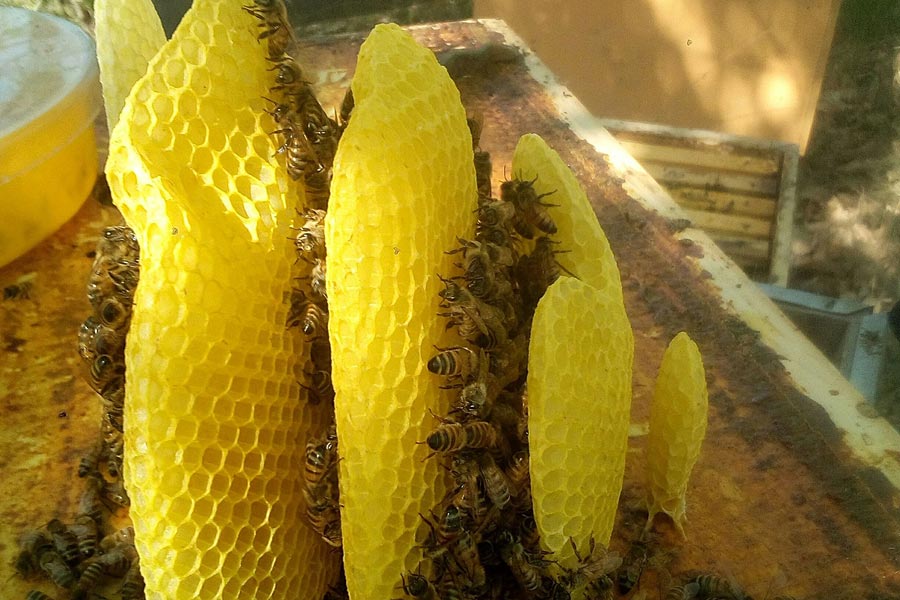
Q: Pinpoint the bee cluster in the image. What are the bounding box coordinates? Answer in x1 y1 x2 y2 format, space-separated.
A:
15 497 142 600
243 0 349 210
244 0 352 559
396 117 619 600
13 225 145 600
77 225 139 482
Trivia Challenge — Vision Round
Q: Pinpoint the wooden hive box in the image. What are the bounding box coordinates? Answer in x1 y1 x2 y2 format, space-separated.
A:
599 119 799 285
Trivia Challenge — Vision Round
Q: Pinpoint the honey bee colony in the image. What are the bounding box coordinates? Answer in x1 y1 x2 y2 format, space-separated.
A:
9 1 804 599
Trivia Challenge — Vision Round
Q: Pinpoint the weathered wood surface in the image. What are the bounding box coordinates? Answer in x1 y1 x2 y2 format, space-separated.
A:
599 119 797 282
1 19 899 600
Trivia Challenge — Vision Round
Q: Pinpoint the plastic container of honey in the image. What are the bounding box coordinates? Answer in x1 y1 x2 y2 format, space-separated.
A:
0 6 101 268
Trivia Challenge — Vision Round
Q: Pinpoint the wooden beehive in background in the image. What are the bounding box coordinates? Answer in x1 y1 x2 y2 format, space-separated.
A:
599 119 799 285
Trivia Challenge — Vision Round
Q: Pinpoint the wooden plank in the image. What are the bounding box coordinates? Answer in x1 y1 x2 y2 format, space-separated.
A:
712 234 771 264
617 138 780 176
597 117 801 155
684 208 773 239
668 187 777 219
770 144 800 286
645 162 779 196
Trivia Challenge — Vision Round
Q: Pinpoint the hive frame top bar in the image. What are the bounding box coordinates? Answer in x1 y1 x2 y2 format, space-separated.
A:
471 18 900 490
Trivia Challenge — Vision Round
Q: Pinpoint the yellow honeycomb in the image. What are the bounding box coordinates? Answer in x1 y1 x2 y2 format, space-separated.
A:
95 0 166 131
104 1 338 598
325 23 477 600
527 276 633 571
512 133 624 294
646 332 708 537
515 133 633 567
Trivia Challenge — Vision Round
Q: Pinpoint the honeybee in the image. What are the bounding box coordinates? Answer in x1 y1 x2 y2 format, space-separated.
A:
15 530 52 579
477 197 517 230
400 571 437 600
46 519 80 565
454 380 492 420
300 368 334 405
474 223 520 265
96 296 130 330
564 536 622 591
474 151 493 201
3 272 36 300
104 439 124 479
304 109 339 163
104 477 130 508
295 208 327 261
499 531 546 593
427 346 486 385
339 88 354 131
545 582 573 600
506 451 531 509
98 225 139 251
88 227 139 299
449 457 489 527
666 582 701 600
583 575 616 600
450 530 486 588
287 287 310 328
270 60 307 93
77 316 101 363
440 298 508 350
304 440 338 492
77 440 104 478
39 545 77 590
103 393 126 437
310 258 327 298
88 354 125 394
304 428 340 526
499 177 558 238
78 473 105 524
518 515 541 551
691 574 748 599
514 236 571 309
426 421 497 453
102 412 123 445
96 331 126 364
450 237 515 296
244 0 293 57
300 302 328 337
435 504 466 543
120 558 145 600
75 546 133 596
88 258 140 307
466 111 483 151
307 504 342 548
69 514 98 560
281 126 325 184
477 454 511 509
419 512 451 561
616 538 650 594
99 527 136 553
516 388 529 444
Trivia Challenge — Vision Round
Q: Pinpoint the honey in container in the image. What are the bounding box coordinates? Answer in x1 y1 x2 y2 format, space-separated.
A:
0 6 100 268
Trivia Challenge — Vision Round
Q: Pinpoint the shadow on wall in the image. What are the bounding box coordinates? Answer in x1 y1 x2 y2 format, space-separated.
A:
476 0 839 150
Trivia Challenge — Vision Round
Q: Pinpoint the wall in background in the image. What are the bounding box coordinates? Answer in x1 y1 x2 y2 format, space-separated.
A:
475 0 841 152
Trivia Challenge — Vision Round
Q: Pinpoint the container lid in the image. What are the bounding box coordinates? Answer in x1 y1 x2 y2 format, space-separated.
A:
0 6 100 176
